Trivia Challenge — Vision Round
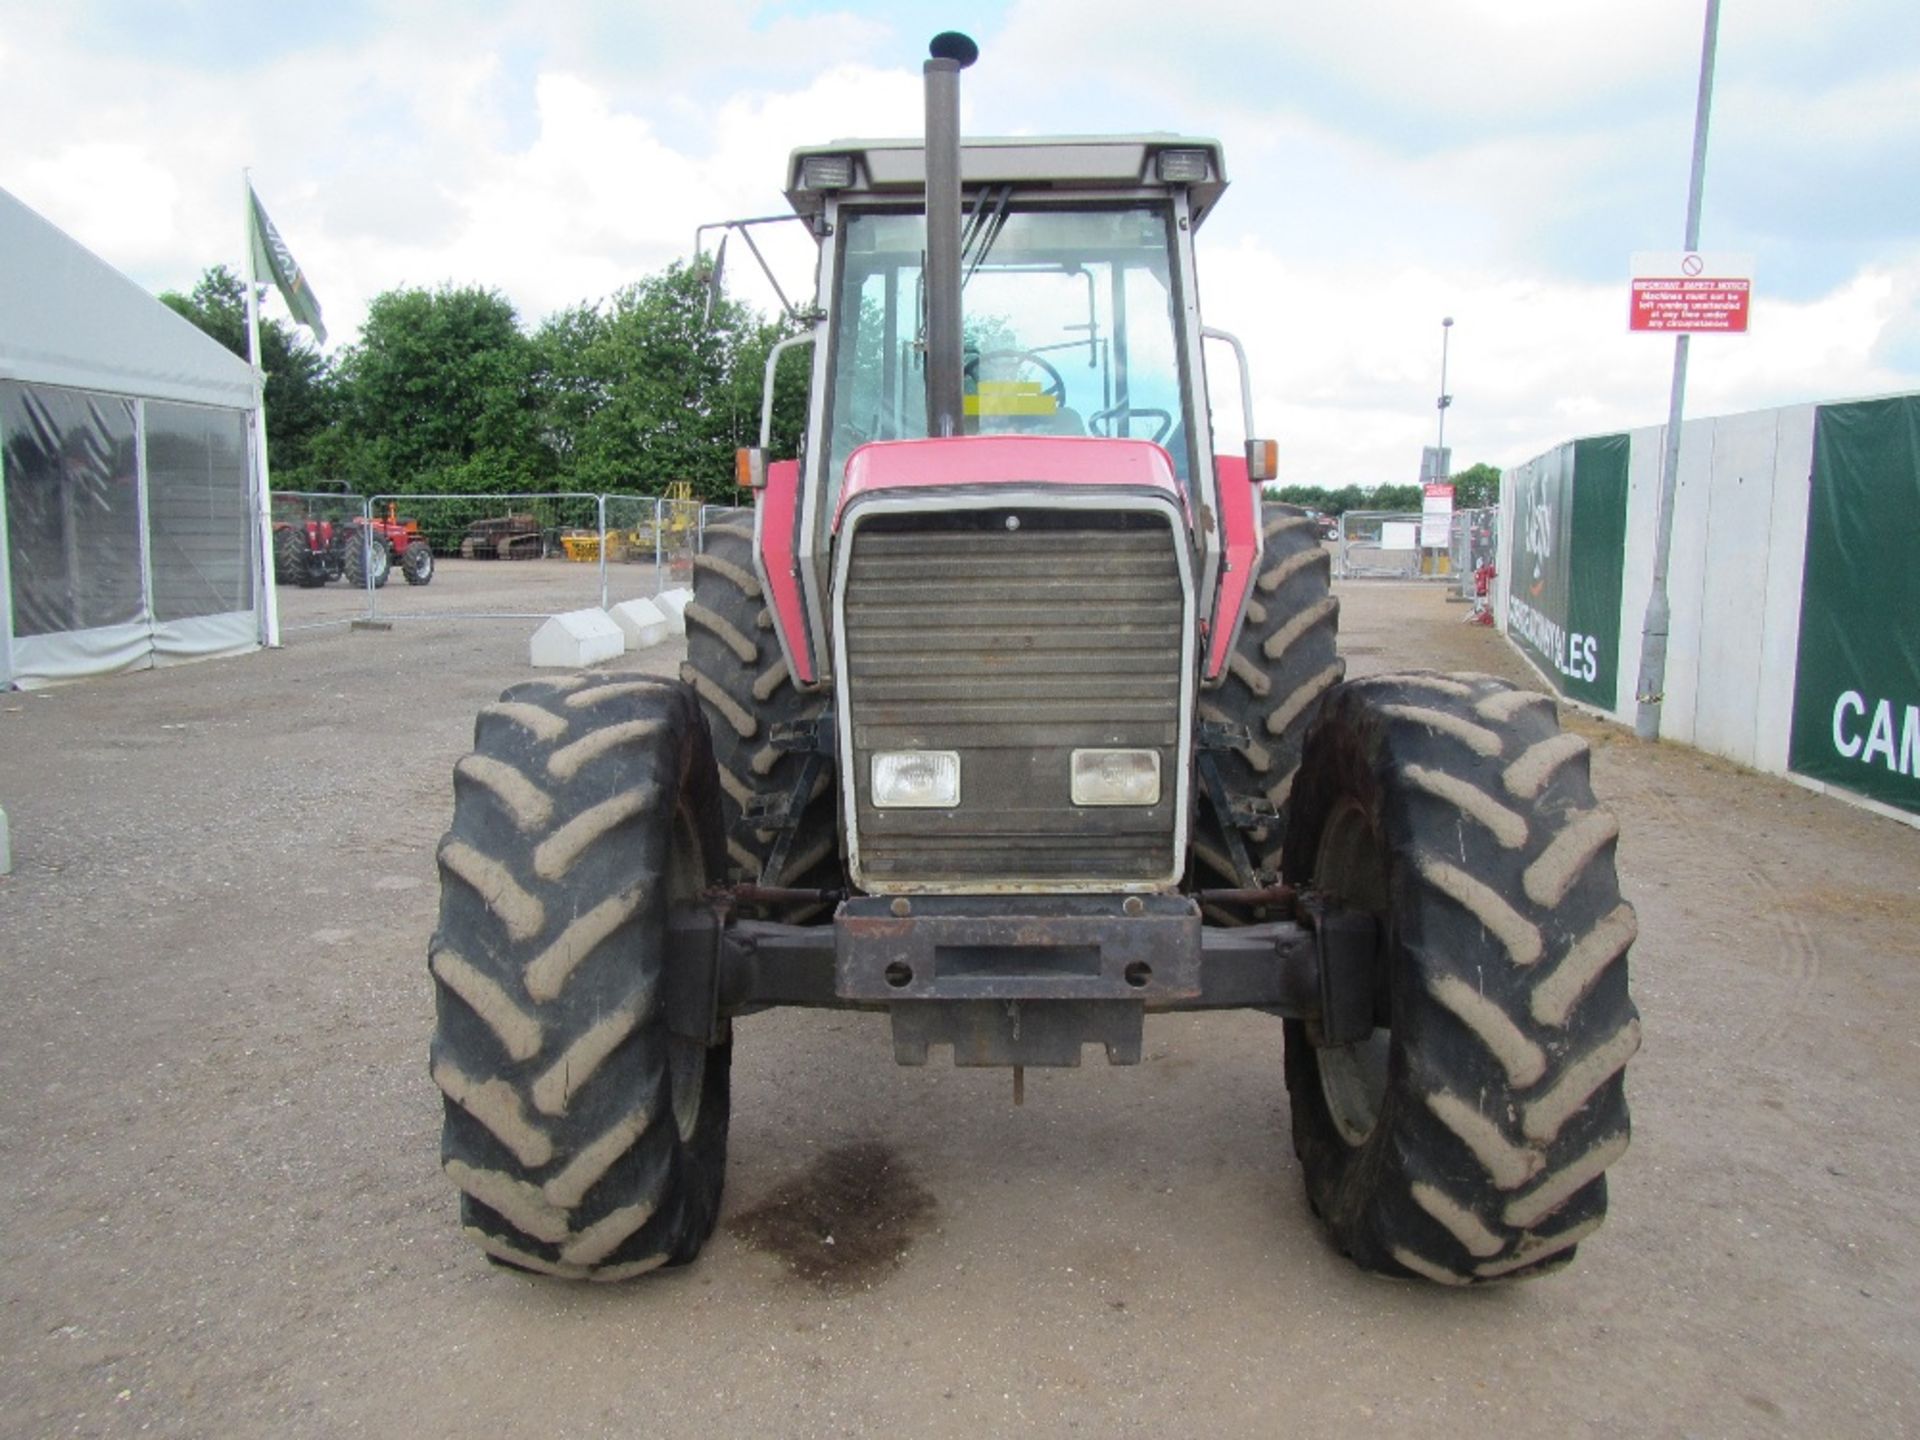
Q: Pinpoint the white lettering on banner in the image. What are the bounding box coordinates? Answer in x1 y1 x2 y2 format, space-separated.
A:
1830 690 1920 776
1506 593 1601 684
1833 690 1865 757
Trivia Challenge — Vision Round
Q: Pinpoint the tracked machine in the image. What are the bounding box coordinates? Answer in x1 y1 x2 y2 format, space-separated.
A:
429 35 1639 1285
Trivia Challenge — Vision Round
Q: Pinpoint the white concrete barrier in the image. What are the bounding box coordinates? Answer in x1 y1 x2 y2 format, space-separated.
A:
609 597 670 651
655 587 693 636
530 608 624 669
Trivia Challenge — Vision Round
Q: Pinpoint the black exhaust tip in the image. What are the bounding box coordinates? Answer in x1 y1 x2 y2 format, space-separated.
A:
929 30 978 67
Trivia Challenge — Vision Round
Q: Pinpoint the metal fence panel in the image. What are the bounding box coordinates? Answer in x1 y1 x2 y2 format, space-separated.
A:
1337 510 1423 579
1450 507 1499 599
365 492 607 622
268 490 741 635
268 489 373 633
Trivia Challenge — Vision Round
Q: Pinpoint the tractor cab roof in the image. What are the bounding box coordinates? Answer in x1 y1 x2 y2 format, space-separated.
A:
784 135 1229 230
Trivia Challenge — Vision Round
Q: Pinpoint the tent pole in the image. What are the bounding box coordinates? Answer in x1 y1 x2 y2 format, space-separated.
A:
244 168 282 649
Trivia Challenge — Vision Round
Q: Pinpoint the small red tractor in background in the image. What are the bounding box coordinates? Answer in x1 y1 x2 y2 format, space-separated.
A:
273 497 433 588
429 34 1638 1287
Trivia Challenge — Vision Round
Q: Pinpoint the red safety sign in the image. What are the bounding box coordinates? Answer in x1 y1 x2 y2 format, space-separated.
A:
1629 251 1754 334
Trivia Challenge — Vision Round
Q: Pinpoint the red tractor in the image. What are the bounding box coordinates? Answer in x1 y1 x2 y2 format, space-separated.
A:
429 36 1638 1286
273 500 433 588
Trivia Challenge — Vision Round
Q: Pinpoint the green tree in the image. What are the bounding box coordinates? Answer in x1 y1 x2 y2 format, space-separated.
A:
1370 483 1421 513
1447 461 1502 509
536 263 809 501
159 265 336 483
323 285 547 494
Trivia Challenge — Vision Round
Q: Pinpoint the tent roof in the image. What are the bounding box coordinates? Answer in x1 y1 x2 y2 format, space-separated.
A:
0 187 256 410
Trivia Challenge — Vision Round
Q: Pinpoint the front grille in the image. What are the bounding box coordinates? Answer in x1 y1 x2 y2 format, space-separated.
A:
839 509 1187 887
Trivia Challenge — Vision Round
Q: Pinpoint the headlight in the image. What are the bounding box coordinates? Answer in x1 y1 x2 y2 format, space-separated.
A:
872 750 960 808
1071 749 1161 806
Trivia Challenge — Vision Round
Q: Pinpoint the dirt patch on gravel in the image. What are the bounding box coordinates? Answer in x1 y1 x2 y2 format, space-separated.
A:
727 1141 938 1289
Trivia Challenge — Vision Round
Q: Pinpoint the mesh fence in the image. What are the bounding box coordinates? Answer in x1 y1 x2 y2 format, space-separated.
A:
268 489 373 633
357 493 606 621
1336 510 1425 579
1450 507 1500 599
261 491 791 634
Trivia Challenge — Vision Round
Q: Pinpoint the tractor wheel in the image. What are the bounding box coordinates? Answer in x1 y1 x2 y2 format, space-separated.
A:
1281 672 1640 1284
429 676 732 1279
681 512 839 916
271 524 307 587
343 528 392 589
403 541 435 585
1190 502 1343 898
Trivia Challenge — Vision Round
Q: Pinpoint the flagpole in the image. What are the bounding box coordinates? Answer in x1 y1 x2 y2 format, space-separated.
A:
244 169 282 648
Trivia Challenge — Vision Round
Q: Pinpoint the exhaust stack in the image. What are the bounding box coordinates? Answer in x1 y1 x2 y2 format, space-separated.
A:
923 31 977 439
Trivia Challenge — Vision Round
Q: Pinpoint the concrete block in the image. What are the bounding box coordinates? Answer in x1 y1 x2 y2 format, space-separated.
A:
0 804 10 876
609 597 670 651
655 587 693 636
530 608 624 669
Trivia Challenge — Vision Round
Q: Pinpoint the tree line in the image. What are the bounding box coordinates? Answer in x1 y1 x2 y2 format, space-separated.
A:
160 264 1501 509
160 263 808 502
1265 464 1501 517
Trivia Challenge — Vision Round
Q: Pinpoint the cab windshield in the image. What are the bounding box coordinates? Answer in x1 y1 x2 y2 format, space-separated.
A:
824 202 1191 507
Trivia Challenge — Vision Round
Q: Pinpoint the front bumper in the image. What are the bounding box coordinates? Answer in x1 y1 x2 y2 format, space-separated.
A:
679 890 1381 1068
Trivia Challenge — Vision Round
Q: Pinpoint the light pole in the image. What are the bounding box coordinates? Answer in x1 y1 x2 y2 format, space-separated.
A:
1635 0 1722 741
1436 316 1454 464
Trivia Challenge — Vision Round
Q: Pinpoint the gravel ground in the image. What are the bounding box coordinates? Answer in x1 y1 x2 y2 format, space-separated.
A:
1 564 1915 1439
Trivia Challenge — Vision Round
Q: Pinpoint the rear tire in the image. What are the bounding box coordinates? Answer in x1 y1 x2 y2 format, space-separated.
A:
681 512 839 913
430 676 732 1279
1191 503 1343 894
271 524 307 587
1282 672 1640 1283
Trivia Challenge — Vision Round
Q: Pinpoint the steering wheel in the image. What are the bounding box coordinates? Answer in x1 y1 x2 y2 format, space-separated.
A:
968 349 1068 403
1089 406 1175 444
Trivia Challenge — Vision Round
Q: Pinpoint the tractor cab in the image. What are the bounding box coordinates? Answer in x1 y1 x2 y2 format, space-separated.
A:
790 137 1227 492
757 135 1260 693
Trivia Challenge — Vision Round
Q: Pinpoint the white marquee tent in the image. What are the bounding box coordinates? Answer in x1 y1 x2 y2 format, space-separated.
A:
1 186 266 690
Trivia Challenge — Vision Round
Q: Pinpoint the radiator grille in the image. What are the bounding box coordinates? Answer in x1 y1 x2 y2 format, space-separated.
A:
840 513 1187 887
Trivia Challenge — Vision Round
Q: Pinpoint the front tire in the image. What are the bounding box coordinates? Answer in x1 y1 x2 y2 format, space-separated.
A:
1191 503 1343 893
403 541 435 585
681 512 838 911
1283 672 1640 1283
430 676 732 1279
343 527 392 589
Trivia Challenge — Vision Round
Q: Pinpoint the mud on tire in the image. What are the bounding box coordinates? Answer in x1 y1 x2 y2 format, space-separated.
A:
1191 503 1343 893
430 676 731 1279
680 512 839 910
1282 671 1640 1283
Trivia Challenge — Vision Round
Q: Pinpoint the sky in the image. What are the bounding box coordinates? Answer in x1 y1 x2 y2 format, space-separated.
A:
3 0 1916 487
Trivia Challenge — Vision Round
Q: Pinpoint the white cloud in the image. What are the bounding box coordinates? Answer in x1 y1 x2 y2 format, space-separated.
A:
0 0 1915 487
1201 236 1920 484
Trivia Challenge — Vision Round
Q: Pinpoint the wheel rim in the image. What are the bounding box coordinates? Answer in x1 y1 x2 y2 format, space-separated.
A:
664 806 707 1144
1312 798 1393 1148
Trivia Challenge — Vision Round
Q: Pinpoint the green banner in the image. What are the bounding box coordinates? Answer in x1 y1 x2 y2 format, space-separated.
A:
1504 434 1629 709
1788 395 1920 814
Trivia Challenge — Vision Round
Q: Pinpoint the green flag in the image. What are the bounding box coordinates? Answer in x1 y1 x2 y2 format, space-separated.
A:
248 185 326 345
